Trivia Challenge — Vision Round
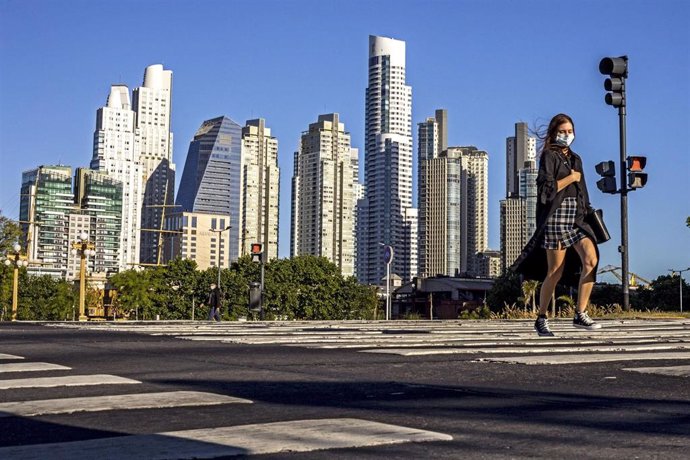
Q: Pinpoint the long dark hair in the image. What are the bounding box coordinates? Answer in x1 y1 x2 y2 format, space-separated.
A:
537 113 575 154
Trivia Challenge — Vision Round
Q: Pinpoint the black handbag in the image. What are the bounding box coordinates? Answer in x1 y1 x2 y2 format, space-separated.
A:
586 209 610 244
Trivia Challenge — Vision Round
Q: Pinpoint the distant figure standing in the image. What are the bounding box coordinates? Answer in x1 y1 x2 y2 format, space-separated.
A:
206 283 222 322
513 113 602 337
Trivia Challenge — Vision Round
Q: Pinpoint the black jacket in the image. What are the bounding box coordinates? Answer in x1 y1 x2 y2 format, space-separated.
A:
207 288 222 309
511 148 599 288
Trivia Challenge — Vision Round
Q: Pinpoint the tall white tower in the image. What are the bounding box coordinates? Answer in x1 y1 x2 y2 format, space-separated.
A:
291 114 356 276
360 35 415 284
133 64 175 265
91 85 140 270
240 118 280 261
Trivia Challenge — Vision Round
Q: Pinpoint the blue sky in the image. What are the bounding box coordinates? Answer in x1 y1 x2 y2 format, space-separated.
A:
1 0 688 282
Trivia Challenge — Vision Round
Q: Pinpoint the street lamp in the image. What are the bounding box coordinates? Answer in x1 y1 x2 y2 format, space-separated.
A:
3 243 29 321
668 268 690 313
71 231 95 322
209 225 232 289
379 243 393 320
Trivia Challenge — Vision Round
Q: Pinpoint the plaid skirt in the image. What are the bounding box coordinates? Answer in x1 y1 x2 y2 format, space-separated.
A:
542 197 586 250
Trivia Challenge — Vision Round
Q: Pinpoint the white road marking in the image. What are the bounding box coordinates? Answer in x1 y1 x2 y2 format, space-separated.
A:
359 343 690 356
0 354 24 360
0 418 452 459
622 365 690 377
0 391 251 417
0 362 70 373
0 374 140 390
477 351 690 365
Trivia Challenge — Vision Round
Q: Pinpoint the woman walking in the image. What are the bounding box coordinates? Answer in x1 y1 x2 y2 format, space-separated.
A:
513 113 602 336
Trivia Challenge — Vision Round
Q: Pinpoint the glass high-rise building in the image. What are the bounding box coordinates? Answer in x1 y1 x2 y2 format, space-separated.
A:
176 116 242 265
359 35 416 284
20 165 74 278
74 168 123 277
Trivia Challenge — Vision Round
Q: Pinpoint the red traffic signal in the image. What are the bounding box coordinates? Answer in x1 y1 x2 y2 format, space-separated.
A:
626 156 647 189
250 243 263 263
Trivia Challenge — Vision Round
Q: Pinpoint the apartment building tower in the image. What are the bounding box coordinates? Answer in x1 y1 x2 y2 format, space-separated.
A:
291 114 357 276
134 64 176 265
359 35 416 284
240 119 280 260
90 84 140 270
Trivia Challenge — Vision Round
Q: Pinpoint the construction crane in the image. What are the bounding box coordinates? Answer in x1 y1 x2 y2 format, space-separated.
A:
597 265 651 288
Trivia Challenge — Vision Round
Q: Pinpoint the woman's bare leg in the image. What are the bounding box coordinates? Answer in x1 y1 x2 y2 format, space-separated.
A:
573 237 598 313
538 248 566 315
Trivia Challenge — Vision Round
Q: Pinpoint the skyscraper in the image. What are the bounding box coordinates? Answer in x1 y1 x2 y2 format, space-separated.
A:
73 168 123 278
176 116 242 265
91 84 140 270
20 166 122 281
420 140 489 277
418 110 446 277
291 114 357 276
240 119 280 260
501 122 537 272
20 165 74 278
360 35 416 284
134 64 175 265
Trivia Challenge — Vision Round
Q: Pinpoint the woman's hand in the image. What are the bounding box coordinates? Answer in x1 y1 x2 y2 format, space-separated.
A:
570 170 582 183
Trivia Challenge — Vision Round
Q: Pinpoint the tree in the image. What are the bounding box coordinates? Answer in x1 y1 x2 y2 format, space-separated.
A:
636 275 689 311
18 274 75 320
109 269 158 320
486 270 522 312
521 280 540 314
0 212 22 255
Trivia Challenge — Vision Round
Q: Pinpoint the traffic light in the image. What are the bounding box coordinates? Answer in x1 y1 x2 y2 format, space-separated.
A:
599 56 628 107
595 160 617 194
627 156 648 189
250 243 263 263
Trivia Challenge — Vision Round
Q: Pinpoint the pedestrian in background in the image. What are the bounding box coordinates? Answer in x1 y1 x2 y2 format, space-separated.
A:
206 283 222 322
513 113 602 336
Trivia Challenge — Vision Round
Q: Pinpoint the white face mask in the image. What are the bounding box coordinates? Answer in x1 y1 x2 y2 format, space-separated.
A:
555 133 575 147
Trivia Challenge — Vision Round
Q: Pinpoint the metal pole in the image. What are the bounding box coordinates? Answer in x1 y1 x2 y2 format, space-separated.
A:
618 90 630 311
386 261 390 320
79 252 87 321
681 274 684 313
11 265 18 321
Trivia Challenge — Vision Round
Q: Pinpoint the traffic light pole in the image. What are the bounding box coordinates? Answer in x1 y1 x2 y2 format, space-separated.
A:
618 101 630 311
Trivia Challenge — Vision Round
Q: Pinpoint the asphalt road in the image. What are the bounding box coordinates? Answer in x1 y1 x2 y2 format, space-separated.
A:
1 320 689 459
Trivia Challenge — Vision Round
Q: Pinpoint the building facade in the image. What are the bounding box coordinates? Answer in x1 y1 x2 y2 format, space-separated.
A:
291 114 356 276
163 212 233 270
20 165 74 278
73 168 123 278
90 84 140 270
501 122 537 272
359 35 416 284
134 64 176 265
176 116 242 265
240 119 280 260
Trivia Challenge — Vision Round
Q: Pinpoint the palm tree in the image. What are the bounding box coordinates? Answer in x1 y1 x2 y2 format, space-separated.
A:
521 280 540 314
557 294 576 317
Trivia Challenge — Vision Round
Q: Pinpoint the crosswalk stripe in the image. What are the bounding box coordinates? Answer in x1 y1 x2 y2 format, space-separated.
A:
358 342 690 356
0 362 70 373
476 351 690 365
0 354 24 360
622 365 690 377
0 418 452 459
0 391 251 417
0 374 140 390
